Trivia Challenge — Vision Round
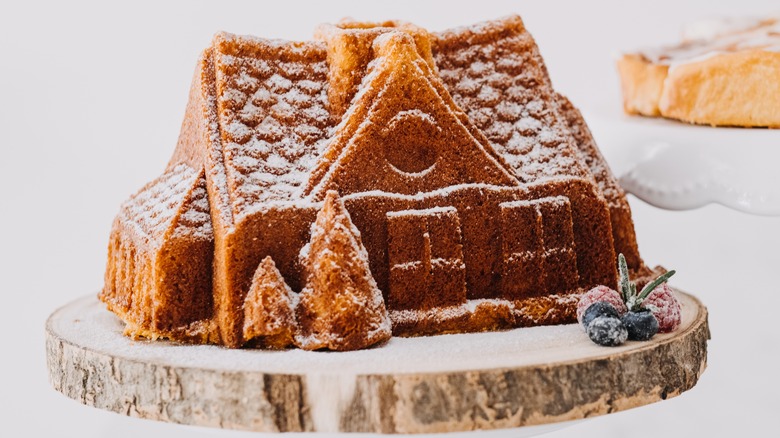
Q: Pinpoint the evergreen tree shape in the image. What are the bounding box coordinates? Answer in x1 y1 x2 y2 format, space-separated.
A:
295 191 392 350
242 256 297 349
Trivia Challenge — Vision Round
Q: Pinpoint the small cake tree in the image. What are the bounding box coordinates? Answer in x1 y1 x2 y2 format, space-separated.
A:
242 256 297 349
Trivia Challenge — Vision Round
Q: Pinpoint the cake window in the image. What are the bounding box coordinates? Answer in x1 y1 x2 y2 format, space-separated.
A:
386 207 467 310
500 196 580 299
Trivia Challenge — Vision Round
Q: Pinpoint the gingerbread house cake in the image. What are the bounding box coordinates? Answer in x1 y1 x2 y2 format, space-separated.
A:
101 15 650 351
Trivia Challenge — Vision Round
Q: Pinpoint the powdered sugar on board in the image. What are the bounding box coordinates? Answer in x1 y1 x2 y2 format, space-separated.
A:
50 292 696 376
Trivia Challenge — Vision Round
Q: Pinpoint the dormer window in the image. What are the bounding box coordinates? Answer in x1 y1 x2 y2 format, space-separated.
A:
386 207 466 310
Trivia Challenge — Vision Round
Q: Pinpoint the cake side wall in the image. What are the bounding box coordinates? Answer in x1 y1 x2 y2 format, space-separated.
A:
346 181 615 301
100 161 216 341
213 180 616 345
554 94 643 272
156 216 215 332
100 217 153 331
528 179 617 288
219 206 319 346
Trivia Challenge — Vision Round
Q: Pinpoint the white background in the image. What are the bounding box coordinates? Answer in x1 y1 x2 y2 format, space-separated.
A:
1 1 778 436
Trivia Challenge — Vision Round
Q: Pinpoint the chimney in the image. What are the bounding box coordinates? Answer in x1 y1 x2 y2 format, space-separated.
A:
314 20 435 118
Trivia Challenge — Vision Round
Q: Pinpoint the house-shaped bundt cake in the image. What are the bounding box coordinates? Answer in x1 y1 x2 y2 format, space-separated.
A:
101 16 649 350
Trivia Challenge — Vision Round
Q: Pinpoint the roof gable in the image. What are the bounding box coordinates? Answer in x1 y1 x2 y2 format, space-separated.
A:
305 32 519 200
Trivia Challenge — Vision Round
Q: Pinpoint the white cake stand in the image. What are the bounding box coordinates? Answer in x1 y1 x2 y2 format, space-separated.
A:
46 291 708 436
586 109 780 216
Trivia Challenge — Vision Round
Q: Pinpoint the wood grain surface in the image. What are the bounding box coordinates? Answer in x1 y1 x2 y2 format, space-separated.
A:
46 291 709 434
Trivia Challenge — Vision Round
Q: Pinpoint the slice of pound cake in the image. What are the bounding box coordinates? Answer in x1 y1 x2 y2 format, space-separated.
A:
617 16 780 127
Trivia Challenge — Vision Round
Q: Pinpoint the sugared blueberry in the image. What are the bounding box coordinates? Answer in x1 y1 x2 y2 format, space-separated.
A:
582 301 620 329
586 316 628 347
622 310 659 341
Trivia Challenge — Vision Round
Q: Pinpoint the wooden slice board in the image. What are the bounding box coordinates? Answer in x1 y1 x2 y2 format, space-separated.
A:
46 291 709 434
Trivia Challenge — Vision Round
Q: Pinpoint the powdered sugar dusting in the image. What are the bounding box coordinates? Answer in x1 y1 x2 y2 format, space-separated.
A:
53 291 700 375
171 173 213 241
119 164 204 247
386 205 457 218
213 34 335 219
433 21 590 184
295 192 392 350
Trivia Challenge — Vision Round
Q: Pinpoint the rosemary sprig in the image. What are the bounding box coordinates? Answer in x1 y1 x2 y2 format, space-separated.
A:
618 253 631 302
616 253 676 312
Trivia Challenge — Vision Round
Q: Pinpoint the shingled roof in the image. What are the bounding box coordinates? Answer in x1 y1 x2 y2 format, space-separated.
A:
196 15 599 223
432 16 591 183
211 34 334 214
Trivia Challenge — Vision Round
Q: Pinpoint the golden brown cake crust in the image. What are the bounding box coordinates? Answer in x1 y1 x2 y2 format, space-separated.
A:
103 15 647 350
242 256 296 349
617 17 780 127
295 191 392 351
554 94 642 272
658 50 780 127
100 164 215 343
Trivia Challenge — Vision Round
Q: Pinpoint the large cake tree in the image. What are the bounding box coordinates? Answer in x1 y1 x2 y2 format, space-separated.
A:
295 191 392 351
